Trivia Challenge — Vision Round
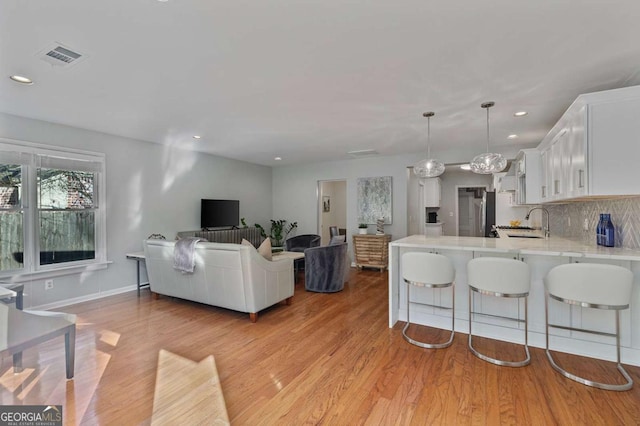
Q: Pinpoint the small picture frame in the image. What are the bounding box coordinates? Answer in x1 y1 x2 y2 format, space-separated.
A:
323 195 331 212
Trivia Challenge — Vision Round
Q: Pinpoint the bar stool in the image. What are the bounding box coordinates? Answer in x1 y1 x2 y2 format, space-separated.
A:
467 257 531 367
545 263 633 391
402 252 456 349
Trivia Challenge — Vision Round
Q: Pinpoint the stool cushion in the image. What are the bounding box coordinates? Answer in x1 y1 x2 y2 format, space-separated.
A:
545 263 633 307
467 257 530 295
402 252 455 286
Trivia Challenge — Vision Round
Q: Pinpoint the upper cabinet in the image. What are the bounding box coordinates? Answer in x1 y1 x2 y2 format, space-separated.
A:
421 177 441 208
537 85 640 202
514 149 541 205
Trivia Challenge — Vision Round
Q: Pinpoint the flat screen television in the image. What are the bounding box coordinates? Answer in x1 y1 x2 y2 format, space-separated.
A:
201 199 239 229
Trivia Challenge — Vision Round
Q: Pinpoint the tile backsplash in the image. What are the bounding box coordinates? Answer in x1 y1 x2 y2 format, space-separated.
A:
545 197 640 249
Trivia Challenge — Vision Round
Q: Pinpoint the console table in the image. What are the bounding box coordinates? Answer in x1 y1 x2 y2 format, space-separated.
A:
352 234 391 272
126 252 149 296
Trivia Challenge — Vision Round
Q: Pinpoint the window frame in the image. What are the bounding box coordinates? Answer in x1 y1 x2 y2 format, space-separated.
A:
0 138 107 280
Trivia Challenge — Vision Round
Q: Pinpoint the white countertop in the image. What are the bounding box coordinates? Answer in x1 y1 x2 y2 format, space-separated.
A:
390 234 640 261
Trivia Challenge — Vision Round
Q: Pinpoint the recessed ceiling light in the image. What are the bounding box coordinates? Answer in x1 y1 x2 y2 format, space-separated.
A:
460 164 471 171
514 111 528 117
9 75 33 85
274 157 282 161
508 134 518 139
192 135 201 139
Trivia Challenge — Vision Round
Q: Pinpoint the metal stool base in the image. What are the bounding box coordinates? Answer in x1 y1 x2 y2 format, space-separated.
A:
545 291 633 391
402 322 454 349
468 334 530 367
545 350 633 391
468 288 530 367
403 280 455 349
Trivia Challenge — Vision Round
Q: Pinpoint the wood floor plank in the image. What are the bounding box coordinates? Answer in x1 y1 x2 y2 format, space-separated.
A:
1 268 639 425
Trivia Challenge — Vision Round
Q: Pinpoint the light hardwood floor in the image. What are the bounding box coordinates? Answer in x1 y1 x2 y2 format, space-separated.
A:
1 268 639 425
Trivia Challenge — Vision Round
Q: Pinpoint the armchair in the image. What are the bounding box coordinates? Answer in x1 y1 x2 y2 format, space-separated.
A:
285 234 321 275
304 242 348 293
285 234 321 252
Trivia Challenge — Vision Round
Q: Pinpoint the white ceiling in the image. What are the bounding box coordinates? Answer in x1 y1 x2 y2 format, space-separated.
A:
2 0 640 166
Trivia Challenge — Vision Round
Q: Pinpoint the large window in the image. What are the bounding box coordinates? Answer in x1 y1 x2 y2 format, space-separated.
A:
0 140 106 276
0 164 24 271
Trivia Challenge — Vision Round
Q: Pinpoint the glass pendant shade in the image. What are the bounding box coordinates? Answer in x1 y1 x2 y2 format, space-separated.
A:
470 101 506 174
413 111 445 178
414 158 445 178
469 152 507 174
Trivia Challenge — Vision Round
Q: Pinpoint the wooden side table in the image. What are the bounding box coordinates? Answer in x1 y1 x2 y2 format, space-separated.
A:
352 234 391 272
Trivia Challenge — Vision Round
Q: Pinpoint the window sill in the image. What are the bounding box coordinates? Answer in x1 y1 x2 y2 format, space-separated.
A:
0 260 112 282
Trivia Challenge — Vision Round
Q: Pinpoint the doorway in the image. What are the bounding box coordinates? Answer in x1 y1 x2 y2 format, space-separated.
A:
456 186 486 237
318 180 347 245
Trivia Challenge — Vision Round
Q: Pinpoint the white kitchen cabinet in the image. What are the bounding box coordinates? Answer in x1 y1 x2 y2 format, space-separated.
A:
421 177 441 207
424 222 443 237
540 147 550 201
549 126 568 200
538 85 640 201
565 105 587 198
514 149 541 205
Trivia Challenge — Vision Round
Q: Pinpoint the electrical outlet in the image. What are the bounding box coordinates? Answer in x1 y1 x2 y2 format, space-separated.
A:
45 279 54 290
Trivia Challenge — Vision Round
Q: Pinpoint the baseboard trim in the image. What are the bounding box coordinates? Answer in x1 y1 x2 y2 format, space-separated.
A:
33 285 138 311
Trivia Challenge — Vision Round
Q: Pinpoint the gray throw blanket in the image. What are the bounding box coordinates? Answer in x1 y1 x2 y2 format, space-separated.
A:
173 238 203 273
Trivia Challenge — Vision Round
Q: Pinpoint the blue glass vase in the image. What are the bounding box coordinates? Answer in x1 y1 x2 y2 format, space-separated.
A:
596 214 604 246
603 214 615 247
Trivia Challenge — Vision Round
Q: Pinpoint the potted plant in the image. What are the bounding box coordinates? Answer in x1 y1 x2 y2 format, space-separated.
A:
358 223 368 235
255 219 298 248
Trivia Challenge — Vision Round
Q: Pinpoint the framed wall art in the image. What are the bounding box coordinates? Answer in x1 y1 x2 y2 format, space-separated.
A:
357 176 392 224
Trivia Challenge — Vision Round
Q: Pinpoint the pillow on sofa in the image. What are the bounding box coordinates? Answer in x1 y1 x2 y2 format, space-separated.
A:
241 238 272 261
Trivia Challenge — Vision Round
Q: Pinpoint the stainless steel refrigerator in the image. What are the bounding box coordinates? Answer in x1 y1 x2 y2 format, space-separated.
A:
480 190 496 237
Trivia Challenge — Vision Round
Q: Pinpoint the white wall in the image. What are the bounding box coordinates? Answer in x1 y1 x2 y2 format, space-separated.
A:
0 112 272 308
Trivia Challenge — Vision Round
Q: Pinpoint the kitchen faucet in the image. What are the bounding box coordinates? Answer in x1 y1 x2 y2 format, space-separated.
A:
525 207 550 239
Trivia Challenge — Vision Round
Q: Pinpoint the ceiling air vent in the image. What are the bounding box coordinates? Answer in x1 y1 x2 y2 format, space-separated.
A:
347 149 379 159
37 43 86 68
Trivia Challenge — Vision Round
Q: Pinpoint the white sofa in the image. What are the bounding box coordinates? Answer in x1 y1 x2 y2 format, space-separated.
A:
143 240 294 322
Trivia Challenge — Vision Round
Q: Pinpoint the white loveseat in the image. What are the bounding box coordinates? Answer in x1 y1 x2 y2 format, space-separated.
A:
143 240 294 322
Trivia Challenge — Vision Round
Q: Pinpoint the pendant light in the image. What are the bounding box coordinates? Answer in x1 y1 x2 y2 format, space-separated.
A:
413 112 445 178
470 101 506 174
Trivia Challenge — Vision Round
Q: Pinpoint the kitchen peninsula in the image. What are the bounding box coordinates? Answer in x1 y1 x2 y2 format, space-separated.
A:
389 235 640 366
